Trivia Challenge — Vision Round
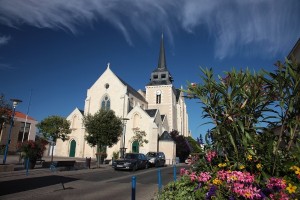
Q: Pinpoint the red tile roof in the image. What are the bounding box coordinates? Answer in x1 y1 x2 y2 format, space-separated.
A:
15 111 36 121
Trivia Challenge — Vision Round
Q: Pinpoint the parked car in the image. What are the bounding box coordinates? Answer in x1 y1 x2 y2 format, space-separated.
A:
146 152 166 167
112 153 149 171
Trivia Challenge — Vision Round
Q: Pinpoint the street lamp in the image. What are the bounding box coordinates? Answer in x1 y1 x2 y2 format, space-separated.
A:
120 118 129 158
2 98 22 164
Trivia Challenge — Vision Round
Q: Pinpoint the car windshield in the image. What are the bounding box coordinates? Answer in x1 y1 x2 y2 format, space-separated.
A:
125 154 138 159
146 152 157 157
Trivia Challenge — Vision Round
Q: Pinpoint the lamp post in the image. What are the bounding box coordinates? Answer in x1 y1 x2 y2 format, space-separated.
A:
120 118 129 158
3 98 22 165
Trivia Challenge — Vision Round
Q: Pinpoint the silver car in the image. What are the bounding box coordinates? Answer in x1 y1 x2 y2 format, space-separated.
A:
146 152 166 167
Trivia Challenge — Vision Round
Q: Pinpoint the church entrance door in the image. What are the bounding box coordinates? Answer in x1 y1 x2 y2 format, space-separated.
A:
132 141 139 153
69 140 76 157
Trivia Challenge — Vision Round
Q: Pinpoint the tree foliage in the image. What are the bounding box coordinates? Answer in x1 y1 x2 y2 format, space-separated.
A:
83 109 123 151
186 136 203 153
37 115 71 162
0 93 12 132
170 130 191 162
184 59 300 176
37 115 71 142
130 127 149 147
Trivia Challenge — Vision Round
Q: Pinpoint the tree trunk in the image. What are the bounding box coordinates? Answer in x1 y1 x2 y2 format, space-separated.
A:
97 144 102 168
51 143 54 163
51 139 56 163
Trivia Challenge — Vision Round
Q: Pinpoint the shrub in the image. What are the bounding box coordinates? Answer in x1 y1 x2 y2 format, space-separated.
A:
17 139 47 162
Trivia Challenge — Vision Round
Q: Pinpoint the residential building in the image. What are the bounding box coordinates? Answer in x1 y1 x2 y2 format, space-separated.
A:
0 111 37 153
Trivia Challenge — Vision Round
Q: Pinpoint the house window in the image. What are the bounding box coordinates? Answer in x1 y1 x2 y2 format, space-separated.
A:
101 95 110 110
161 74 166 79
153 75 158 79
18 122 31 142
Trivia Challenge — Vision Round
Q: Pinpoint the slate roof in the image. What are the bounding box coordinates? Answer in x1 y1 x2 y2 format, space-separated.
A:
78 109 84 115
117 76 147 102
159 131 173 141
157 34 167 70
147 34 174 86
288 38 300 60
175 89 181 102
147 80 173 86
145 109 157 118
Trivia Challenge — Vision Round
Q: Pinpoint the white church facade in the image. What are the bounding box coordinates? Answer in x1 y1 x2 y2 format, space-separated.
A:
54 36 190 164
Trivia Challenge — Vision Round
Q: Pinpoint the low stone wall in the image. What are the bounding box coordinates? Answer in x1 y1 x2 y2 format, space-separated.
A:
0 164 15 172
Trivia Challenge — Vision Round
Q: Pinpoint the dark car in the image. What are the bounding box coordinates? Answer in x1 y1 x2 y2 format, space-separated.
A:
112 153 149 171
146 152 166 167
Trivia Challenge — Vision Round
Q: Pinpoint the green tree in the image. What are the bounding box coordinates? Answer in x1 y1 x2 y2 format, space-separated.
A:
263 59 300 175
129 128 149 147
186 136 202 153
170 130 191 162
185 61 300 176
0 94 12 137
36 115 71 162
83 109 123 167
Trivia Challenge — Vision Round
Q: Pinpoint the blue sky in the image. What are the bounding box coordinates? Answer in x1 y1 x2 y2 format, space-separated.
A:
0 0 299 140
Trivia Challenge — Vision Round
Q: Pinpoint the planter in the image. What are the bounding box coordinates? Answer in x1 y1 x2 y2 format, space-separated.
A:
95 153 107 164
24 159 36 169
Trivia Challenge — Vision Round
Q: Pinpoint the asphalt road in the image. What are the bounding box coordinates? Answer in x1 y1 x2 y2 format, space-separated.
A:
0 164 190 200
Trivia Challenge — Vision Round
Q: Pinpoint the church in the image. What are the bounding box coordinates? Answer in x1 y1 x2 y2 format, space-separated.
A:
53 36 190 164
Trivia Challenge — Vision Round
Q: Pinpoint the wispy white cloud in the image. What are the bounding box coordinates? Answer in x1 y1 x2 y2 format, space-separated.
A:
0 63 14 71
0 0 299 59
0 35 11 46
180 0 300 58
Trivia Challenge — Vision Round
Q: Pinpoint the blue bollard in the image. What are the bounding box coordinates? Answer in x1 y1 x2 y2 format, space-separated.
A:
131 176 136 200
26 158 29 176
158 169 162 192
173 165 176 182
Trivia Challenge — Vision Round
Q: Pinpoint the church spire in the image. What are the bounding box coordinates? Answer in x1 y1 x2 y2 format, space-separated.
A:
157 34 167 70
147 34 173 86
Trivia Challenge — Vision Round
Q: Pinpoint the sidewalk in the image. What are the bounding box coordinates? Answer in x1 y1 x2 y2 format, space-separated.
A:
0 154 110 179
0 155 119 200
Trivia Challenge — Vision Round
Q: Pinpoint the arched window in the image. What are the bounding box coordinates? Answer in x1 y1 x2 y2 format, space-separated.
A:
156 94 161 104
72 115 77 129
101 95 110 110
133 113 140 128
156 90 162 104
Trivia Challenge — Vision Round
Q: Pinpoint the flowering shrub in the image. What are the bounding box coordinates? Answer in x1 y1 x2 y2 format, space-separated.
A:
158 150 300 199
159 167 300 199
17 139 47 162
159 61 300 199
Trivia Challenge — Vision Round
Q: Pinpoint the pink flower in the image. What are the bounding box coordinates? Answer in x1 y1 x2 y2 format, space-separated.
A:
217 170 227 181
205 151 217 162
267 177 286 190
269 191 289 200
189 172 197 182
180 168 186 176
198 172 211 182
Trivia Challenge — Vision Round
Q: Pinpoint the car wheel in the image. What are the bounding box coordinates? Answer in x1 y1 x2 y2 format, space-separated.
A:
132 163 138 171
155 161 159 168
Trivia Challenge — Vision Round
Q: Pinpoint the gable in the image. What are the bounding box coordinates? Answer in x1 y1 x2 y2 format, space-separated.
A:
88 66 126 95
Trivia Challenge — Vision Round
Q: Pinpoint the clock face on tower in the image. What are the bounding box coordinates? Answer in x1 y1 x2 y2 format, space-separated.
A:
156 90 161 95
